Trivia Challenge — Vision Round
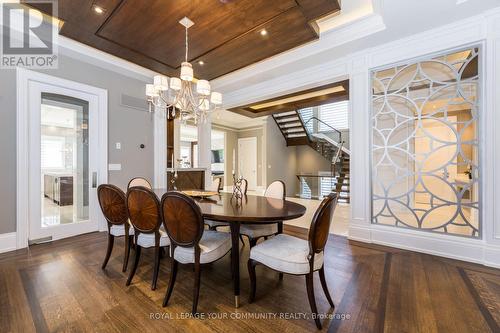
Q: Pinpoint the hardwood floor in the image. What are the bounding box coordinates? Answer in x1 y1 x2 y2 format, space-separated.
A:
1 226 499 332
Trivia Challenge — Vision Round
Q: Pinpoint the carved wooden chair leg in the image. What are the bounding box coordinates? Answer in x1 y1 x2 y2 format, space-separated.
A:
151 245 161 290
248 259 258 303
306 272 322 329
102 234 114 270
163 259 178 307
126 245 141 286
319 266 335 308
192 258 201 314
122 234 132 272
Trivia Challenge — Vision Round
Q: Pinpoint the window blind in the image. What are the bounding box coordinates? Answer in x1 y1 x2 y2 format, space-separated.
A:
41 136 65 169
319 100 349 131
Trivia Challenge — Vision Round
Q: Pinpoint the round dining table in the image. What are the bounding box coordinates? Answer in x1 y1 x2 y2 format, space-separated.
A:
153 189 307 308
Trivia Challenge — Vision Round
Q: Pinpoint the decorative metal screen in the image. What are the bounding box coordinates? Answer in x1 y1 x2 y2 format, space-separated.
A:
371 47 480 237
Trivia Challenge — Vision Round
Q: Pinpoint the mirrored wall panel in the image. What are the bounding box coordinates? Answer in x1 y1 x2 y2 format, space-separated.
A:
371 47 480 237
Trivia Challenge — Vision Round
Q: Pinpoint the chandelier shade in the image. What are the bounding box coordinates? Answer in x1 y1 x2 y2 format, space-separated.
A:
180 62 194 81
196 80 211 96
145 17 222 123
153 75 169 91
170 77 182 91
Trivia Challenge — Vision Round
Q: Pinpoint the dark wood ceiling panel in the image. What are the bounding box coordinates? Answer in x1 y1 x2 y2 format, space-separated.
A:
97 0 297 68
295 0 341 21
191 7 316 79
23 0 341 79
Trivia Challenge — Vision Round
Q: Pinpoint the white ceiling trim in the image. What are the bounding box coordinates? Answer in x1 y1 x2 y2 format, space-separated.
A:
57 35 158 82
212 12 385 92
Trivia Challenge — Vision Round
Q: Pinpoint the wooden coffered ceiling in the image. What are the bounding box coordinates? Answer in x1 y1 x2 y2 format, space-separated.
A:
26 0 340 80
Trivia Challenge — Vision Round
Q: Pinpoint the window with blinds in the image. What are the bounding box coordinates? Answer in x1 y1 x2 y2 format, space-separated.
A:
319 100 349 131
320 176 335 198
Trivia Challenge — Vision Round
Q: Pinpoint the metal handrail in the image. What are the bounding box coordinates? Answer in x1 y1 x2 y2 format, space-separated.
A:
333 140 343 164
303 116 342 140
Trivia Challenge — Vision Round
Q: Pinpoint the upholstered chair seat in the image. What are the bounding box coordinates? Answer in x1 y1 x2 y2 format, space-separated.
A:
174 230 231 264
240 224 278 239
137 229 170 248
110 222 135 237
250 234 323 275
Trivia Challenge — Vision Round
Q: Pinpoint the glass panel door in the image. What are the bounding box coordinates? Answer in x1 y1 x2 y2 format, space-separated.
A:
40 94 89 228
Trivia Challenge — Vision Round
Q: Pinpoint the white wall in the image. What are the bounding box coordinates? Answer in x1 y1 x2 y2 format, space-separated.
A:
210 8 500 268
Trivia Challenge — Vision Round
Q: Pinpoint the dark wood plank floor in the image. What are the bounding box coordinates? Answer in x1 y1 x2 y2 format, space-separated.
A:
0 225 499 333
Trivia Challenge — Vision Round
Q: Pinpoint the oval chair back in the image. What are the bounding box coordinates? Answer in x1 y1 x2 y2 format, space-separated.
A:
97 184 128 227
161 191 204 248
265 180 286 199
208 177 221 193
126 186 162 234
128 177 152 190
308 192 338 255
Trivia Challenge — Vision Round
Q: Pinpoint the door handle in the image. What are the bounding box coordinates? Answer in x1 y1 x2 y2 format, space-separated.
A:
92 172 97 188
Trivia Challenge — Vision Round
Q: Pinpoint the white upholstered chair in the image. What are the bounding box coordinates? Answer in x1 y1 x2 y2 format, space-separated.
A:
97 184 135 273
239 180 285 246
127 177 152 189
161 191 232 314
248 193 338 329
126 187 170 291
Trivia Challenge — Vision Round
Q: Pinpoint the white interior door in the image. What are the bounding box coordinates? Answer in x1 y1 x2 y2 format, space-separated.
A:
238 137 257 190
27 80 102 243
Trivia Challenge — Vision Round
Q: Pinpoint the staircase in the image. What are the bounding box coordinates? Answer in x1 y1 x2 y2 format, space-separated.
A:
272 110 350 203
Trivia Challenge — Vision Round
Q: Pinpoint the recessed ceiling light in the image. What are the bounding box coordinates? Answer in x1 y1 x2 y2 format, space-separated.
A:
260 29 268 36
198 60 204 65
93 5 105 14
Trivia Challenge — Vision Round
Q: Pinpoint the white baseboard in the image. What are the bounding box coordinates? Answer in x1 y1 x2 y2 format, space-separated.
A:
348 223 500 268
0 232 17 254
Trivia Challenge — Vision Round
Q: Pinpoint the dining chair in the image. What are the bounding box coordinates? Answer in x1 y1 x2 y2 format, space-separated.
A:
204 177 227 230
126 186 170 290
161 191 232 314
127 177 152 189
97 184 134 272
247 193 338 329
239 180 285 247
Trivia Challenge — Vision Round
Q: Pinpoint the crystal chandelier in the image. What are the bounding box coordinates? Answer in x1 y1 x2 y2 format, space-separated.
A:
145 17 222 123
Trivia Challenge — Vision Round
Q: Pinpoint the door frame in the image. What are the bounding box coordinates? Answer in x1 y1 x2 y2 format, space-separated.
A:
16 68 108 249
237 137 258 190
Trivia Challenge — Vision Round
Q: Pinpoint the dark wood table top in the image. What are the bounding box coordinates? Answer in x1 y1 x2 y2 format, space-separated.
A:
153 189 306 223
